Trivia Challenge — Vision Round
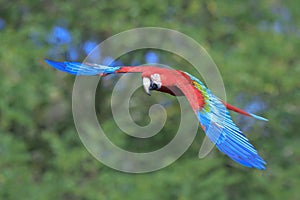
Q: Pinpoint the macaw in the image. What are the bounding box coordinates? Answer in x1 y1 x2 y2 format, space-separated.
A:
45 59 268 170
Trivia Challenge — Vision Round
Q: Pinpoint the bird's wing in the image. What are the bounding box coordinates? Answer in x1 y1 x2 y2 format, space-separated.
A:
177 71 266 170
45 59 122 76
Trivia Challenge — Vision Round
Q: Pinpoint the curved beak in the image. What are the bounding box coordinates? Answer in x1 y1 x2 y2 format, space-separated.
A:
142 77 151 96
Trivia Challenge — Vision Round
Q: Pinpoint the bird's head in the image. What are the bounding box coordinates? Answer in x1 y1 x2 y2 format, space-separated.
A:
142 73 162 96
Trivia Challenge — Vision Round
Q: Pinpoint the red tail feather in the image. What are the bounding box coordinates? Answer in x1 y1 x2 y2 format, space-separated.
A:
222 101 251 117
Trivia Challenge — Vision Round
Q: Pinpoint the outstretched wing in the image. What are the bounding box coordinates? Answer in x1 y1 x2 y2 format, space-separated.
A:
178 72 266 170
45 59 121 76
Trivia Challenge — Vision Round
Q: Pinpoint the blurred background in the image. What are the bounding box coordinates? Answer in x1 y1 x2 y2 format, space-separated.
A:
1 0 299 199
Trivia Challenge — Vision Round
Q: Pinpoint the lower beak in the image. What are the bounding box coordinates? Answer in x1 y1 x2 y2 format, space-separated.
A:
142 77 151 96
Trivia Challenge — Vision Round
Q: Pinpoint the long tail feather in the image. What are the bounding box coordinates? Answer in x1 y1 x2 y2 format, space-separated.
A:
223 101 268 121
45 59 121 76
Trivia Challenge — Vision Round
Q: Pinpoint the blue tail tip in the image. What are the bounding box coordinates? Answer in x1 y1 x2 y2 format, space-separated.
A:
250 114 268 122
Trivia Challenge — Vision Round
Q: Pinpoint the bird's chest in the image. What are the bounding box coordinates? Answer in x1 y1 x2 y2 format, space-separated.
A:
158 86 184 96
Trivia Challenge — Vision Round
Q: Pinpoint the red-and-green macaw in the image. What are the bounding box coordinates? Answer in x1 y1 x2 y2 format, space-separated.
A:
45 59 268 170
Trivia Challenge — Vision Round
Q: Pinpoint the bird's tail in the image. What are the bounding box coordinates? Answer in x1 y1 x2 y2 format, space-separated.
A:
44 59 121 76
223 101 268 121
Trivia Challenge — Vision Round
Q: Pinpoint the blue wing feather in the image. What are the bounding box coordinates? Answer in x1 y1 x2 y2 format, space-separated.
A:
45 59 120 76
185 72 266 170
198 95 266 170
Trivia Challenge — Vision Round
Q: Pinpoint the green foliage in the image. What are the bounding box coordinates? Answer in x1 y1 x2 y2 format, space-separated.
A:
1 0 299 199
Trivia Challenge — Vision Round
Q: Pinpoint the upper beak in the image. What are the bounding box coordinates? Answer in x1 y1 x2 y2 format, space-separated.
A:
142 77 151 96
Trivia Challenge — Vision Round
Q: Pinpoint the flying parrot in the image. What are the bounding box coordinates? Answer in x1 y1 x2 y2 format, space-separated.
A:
45 59 268 170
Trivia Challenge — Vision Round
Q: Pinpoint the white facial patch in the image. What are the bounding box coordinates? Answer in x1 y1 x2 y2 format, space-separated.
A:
150 73 162 89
